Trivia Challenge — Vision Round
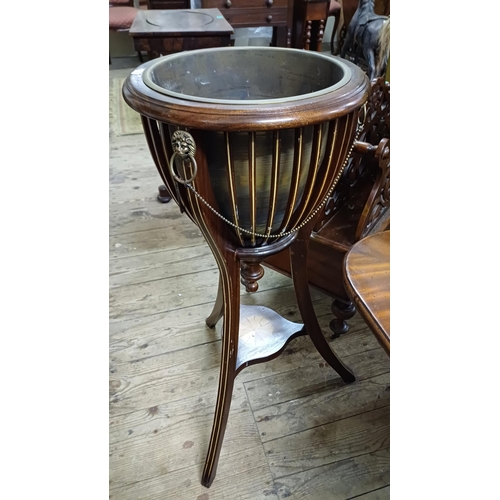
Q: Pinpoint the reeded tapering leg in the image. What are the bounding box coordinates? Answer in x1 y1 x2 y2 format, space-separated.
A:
201 256 241 487
290 227 355 383
206 274 224 328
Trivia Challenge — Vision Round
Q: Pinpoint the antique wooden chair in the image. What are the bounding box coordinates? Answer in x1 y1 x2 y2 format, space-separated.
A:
293 0 341 52
109 1 143 63
263 77 390 337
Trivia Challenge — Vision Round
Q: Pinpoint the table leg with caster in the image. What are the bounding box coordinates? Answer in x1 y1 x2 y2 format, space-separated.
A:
157 185 172 203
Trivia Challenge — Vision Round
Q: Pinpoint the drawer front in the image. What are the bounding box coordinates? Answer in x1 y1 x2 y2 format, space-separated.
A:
133 35 232 55
148 0 190 8
219 7 288 26
202 0 289 10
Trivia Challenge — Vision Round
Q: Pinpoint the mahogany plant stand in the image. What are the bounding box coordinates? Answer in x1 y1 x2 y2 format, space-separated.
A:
122 47 369 487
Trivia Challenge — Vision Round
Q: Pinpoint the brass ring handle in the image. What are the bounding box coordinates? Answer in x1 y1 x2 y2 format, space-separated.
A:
169 152 198 185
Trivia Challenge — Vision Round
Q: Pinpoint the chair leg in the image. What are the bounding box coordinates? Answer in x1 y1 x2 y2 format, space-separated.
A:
304 20 312 50
330 299 356 338
201 256 241 487
331 12 341 54
316 19 326 52
290 226 355 383
157 185 172 203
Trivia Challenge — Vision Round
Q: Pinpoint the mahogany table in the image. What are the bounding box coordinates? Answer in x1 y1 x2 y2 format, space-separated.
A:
343 230 390 355
129 8 234 56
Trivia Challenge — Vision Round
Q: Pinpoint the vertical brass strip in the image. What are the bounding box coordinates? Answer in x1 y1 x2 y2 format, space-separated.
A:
159 122 170 161
143 117 165 179
278 127 303 233
143 117 180 206
249 132 257 246
290 124 323 228
305 114 355 222
263 130 281 244
225 132 244 246
317 118 340 198
302 117 342 219
158 122 181 204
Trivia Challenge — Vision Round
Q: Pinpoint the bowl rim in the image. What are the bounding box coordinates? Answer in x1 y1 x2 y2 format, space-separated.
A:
141 46 353 105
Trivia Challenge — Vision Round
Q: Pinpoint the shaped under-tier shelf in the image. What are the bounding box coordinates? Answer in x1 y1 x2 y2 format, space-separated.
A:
234 305 307 375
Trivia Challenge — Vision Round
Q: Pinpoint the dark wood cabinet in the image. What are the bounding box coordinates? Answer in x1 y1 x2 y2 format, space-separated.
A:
201 0 294 47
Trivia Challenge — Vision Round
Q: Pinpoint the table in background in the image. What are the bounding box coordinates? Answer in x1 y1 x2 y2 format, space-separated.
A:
129 8 234 57
343 230 390 355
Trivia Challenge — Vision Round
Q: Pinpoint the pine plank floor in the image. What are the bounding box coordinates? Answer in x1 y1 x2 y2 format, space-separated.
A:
109 59 390 500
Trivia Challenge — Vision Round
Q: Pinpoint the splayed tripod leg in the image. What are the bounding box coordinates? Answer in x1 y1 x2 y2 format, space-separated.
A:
201 257 240 487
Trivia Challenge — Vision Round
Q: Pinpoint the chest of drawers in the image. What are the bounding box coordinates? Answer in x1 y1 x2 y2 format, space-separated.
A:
201 0 293 47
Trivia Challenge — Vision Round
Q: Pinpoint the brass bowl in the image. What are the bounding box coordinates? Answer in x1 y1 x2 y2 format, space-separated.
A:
142 46 351 104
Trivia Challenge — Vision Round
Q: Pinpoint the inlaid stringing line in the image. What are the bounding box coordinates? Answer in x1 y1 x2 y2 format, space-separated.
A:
292 123 323 227
249 132 257 246
313 118 343 208
304 114 352 222
143 117 178 204
263 130 281 245
225 132 244 246
279 127 303 233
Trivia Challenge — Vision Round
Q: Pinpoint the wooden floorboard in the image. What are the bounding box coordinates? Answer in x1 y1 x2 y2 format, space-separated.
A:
109 62 390 499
